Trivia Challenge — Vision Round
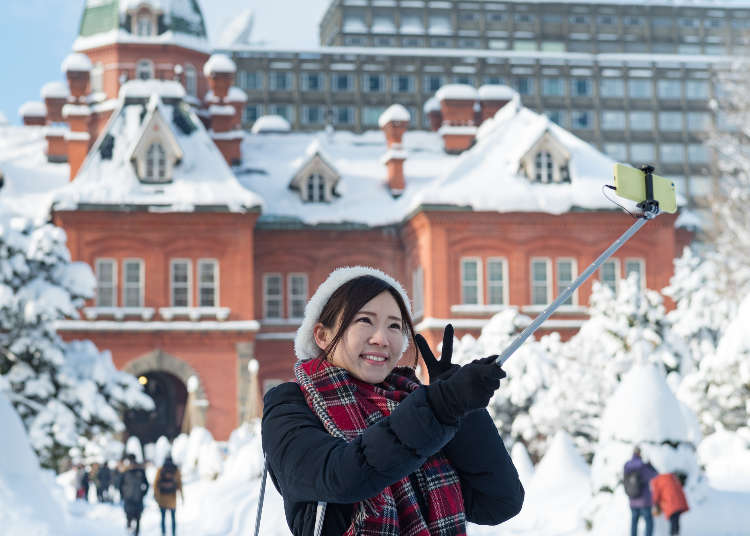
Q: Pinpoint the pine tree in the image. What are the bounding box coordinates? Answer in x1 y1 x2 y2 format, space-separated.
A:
0 214 152 469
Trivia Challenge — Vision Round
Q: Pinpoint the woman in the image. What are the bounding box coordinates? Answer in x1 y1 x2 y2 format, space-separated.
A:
262 266 524 535
651 472 689 536
153 455 183 536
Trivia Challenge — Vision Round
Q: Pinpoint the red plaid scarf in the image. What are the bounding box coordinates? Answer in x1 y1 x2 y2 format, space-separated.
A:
295 358 466 536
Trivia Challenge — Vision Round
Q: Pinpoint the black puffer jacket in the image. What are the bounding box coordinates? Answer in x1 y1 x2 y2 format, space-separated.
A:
262 382 524 535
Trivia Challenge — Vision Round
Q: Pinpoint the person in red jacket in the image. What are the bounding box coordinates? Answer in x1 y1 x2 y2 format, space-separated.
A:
650 472 689 536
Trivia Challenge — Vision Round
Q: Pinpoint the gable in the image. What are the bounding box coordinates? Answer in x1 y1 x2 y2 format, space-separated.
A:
520 129 572 184
289 152 341 203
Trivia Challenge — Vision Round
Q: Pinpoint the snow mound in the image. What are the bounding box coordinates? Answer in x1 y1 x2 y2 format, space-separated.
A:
203 54 236 76
61 53 92 73
436 84 479 101
251 115 291 134
378 104 411 127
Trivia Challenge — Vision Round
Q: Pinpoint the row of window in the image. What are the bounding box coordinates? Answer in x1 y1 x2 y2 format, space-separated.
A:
342 10 743 30
457 257 644 307
95 259 218 308
599 142 710 165
244 103 422 128
238 70 711 101
263 273 308 320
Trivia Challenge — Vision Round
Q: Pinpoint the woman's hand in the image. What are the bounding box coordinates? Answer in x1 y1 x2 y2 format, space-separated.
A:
415 324 459 381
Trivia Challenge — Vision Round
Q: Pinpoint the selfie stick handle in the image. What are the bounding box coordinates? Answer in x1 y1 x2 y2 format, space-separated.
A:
495 206 658 367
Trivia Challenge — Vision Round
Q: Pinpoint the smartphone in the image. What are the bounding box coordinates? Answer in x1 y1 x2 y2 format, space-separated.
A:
613 163 677 214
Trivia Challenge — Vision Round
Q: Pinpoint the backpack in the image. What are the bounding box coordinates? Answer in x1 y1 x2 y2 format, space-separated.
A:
158 467 177 494
624 470 643 499
121 469 146 502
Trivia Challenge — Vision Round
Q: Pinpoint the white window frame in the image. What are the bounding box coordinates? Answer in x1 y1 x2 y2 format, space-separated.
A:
556 257 578 306
170 259 192 307
197 259 219 307
306 173 326 202
95 258 117 307
122 258 144 308
184 64 197 97
91 62 104 93
145 142 168 182
531 257 552 305
263 273 283 319
624 258 646 289
287 273 308 320
600 258 620 293
486 257 508 306
460 257 482 305
412 266 424 318
136 12 154 36
136 59 154 80
534 151 554 183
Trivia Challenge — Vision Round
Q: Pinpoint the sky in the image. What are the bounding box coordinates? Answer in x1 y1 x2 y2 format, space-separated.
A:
0 0 329 125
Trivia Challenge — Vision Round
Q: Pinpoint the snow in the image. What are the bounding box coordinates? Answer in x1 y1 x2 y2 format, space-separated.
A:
378 104 411 127
208 104 236 116
478 84 518 101
205 87 247 103
61 53 92 73
41 81 70 100
118 79 185 99
423 96 440 113
203 54 237 77
18 101 46 118
436 84 480 101
73 29 211 55
250 114 291 134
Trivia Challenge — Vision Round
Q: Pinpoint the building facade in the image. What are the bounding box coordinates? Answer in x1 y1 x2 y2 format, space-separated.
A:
219 0 750 205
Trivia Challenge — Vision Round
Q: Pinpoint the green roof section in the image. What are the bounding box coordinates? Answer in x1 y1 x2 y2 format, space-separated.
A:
77 0 207 39
79 1 120 37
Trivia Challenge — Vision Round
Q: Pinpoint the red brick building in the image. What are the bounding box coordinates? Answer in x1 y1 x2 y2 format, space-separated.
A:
12 1 686 443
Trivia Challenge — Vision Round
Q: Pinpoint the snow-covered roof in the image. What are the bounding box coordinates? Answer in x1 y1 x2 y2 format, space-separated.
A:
205 87 247 103
119 80 185 99
478 84 518 101
41 81 70 100
74 29 210 55
378 104 411 128
18 102 47 118
203 54 236 77
250 115 291 134
50 81 262 213
61 53 92 73
423 97 440 113
436 84 479 102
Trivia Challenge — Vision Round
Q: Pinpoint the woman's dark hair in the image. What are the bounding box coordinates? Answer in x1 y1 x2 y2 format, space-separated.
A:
317 275 418 367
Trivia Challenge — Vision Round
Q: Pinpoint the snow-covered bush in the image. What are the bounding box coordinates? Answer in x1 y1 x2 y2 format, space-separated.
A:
0 213 152 468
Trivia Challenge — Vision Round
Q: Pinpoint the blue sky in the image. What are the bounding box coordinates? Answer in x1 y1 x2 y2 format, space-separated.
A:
0 0 328 124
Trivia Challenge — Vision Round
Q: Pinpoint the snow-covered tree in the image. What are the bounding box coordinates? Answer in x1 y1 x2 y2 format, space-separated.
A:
451 308 555 460
527 276 689 461
0 214 152 469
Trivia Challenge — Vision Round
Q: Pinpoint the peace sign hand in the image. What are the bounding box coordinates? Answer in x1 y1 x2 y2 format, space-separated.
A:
415 324 459 382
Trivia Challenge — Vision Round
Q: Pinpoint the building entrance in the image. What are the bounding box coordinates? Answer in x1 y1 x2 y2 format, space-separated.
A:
124 371 188 445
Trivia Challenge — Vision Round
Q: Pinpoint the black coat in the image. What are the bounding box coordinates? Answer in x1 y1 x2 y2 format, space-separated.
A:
262 381 524 535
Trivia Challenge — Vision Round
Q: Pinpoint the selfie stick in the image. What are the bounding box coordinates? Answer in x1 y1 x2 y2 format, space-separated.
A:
495 166 660 367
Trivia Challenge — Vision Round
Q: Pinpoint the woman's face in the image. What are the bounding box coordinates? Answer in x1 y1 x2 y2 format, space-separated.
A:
315 290 404 384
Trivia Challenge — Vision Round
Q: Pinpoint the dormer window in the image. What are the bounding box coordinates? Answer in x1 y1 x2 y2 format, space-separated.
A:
136 12 154 36
146 143 167 182
136 59 154 80
521 129 572 184
306 173 326 202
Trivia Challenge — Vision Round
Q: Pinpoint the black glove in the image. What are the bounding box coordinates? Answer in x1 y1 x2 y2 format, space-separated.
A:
415 324 459 382
426 356 507 425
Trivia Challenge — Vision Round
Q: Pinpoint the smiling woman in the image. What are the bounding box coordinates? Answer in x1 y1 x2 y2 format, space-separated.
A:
261 265 524 535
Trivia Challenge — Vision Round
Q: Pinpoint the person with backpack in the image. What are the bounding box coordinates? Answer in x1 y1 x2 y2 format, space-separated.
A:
624 446 658 536
154 455 183 536
96 462 113 503
651 472 689 535
262 266 524 535
119 453 149 536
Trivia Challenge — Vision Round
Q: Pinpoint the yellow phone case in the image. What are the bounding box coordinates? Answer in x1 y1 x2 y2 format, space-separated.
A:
613 163 677 214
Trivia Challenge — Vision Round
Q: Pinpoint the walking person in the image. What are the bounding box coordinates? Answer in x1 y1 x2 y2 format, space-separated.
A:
624 446 659 536
154 455 183 536
651 472 689 536
119 453 149 535
96 461 112 503
262 266 524 535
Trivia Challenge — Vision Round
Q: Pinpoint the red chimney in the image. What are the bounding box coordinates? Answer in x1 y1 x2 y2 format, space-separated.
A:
478 85 515 124
436 84 478 154
204 54 242 166
62 53 92 102
19 102 47 126
379 105 411 196
423 97 442 132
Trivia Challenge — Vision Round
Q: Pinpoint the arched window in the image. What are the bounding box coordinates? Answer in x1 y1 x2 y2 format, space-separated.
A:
136 59 154 80
184 64 197 97
136 12 154 36
146 142 167 181
534 151 554 183
306 173 326 202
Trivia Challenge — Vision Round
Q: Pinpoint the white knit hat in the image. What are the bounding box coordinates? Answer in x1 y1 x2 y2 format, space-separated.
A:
294 266 412 361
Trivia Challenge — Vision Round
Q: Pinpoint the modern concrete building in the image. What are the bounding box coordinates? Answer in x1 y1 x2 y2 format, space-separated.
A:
220 0 750 205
